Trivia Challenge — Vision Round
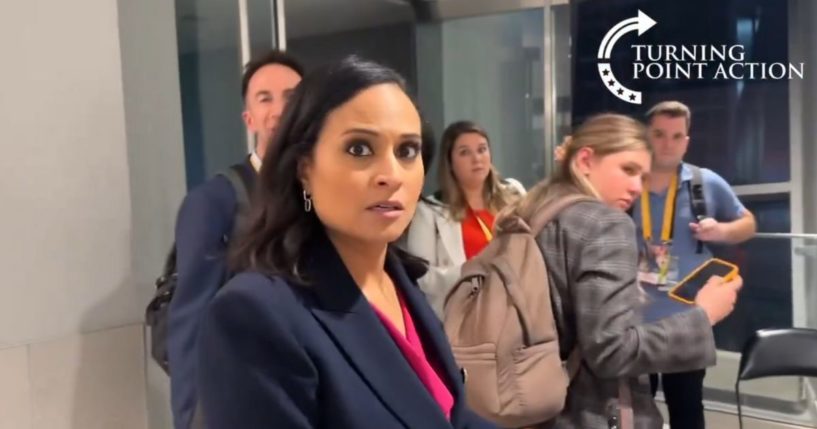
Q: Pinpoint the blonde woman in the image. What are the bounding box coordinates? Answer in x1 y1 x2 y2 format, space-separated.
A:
505 113 741 429
405 120 524 316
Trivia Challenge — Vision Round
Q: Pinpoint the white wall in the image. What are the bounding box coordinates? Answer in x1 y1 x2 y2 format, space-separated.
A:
118 0 187 426
0 0 184 426
0 0 132 348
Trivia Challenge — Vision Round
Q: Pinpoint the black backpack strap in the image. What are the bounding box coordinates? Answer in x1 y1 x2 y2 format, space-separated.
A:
219 165 251 212
217 163 253 240
685 164 707 254
146 244 177 324
145 162 254 374
161 246 177 278
687 164 707 220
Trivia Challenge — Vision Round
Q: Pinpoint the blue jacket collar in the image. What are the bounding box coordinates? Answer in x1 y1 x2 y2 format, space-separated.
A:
302 232 467 427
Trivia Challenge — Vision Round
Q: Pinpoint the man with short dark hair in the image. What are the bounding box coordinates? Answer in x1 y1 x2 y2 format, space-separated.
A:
635 100 756 429
168 50 303 429
240 50 304 161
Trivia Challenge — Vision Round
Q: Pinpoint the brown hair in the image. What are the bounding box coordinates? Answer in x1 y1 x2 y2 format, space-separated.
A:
645 100 691 131
437 120 518 221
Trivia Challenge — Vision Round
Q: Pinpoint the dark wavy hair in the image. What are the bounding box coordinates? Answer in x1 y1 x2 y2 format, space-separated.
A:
230 56 428 283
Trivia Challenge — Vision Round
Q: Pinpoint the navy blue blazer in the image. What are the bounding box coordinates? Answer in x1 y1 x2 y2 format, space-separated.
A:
168 160 255 429
196 236 497 429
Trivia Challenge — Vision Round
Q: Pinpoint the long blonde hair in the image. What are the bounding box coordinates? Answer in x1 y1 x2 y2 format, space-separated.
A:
438 120 517 221
508 113 650 223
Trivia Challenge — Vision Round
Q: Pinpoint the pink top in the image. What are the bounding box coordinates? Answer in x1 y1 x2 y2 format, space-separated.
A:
371 292 454 420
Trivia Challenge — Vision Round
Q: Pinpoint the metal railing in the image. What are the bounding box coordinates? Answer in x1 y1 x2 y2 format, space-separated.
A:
697 233 817 427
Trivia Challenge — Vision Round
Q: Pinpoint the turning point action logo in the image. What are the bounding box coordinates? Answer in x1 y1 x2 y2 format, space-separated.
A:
598 10 805 105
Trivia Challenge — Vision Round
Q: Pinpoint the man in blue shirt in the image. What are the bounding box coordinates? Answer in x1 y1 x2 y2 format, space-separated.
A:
633 101 757 429
167 50 304 429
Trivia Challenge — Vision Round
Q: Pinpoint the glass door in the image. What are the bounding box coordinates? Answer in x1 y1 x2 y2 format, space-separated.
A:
283 0 549 191
174 0 283 188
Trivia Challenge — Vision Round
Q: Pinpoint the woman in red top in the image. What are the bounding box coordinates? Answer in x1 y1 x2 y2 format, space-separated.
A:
405 121 525 316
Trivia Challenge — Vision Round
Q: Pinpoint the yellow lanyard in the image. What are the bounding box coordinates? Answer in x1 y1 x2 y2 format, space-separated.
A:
473 211 494 242
640 173 679 243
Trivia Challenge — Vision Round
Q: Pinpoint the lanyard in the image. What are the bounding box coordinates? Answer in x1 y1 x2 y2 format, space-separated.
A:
640 173 679 244
472 210 494 241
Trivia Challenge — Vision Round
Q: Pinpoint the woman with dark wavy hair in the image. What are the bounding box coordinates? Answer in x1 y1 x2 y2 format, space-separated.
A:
196 56 496 429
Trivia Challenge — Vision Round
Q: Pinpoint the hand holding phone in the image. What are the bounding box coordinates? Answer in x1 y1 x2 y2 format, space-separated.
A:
694 275 743 325
668 258 743 324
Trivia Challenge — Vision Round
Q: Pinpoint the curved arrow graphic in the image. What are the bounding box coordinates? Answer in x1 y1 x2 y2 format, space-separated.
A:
598 18 637 59
597 10 657 104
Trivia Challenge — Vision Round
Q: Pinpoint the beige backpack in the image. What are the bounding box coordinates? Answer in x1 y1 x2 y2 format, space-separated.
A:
443 195 589 428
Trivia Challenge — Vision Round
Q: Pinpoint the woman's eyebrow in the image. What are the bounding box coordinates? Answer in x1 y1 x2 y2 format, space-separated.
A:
342 128 420 139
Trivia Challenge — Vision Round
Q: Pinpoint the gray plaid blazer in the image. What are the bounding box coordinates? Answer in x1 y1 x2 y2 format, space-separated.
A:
536 198 716 429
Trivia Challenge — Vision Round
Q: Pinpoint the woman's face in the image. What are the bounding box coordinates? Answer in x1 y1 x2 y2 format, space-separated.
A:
300 83 424 246
576 147 651 211
450 132 491 190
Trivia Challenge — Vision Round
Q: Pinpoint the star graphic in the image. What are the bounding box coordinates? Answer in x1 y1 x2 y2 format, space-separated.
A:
602 69 610 76
629 94 636 101
607 79 615 87
617 88 624 96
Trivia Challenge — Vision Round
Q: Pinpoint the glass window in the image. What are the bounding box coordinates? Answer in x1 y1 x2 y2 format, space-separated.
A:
247 0 275 57
570 0 791 185
286 5 545 191
176 0 248 188
712 197 792 352
285 2 416 87
175 0 285 188
433 10 545 188
552 4 573 155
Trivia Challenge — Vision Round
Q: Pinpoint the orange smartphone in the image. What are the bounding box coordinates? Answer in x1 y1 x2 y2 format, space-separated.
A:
668 258 739 304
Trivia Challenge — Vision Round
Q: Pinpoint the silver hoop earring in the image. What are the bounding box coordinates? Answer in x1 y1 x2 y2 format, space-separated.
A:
303 190 312 213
